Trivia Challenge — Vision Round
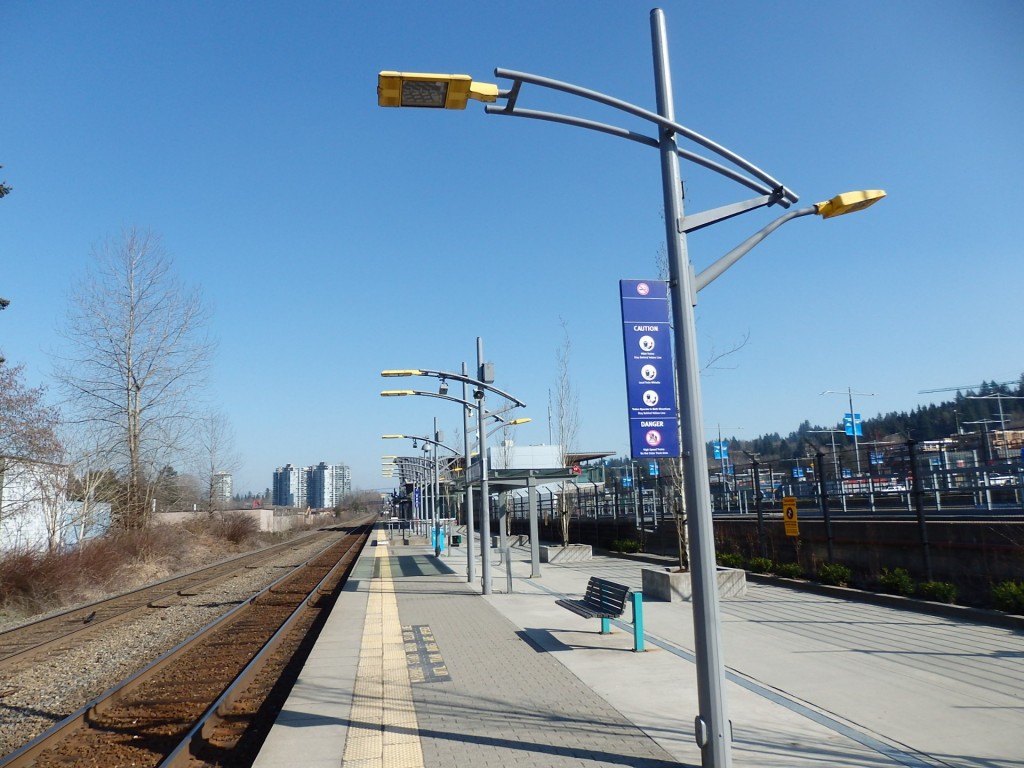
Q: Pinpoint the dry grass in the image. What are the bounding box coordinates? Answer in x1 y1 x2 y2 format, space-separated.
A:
0 514 305 627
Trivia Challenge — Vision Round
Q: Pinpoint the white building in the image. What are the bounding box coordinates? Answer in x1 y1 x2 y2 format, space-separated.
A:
212 472 233 509
0 456 110 551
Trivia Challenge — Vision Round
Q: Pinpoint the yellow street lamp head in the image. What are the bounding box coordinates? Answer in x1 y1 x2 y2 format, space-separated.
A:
381 390 415 396
377 71 499 110
815 190 886 219
381 434 404 439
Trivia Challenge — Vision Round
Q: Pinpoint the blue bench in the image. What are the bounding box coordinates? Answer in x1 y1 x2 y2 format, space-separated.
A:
556 576 645 651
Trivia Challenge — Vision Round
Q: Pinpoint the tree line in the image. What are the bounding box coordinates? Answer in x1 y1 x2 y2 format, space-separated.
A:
739 377 1024 463
597 376 1024 475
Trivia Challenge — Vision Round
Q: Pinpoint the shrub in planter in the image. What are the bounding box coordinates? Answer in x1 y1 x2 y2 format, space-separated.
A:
610 538 641 554
992 580 1024 614
717 552 745 569
816 563 852 587
879 567 915 597
917 581 957 604
747 557 774 574
773 562 803 579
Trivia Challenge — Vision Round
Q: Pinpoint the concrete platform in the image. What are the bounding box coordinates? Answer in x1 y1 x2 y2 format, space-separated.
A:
254 526 1024 767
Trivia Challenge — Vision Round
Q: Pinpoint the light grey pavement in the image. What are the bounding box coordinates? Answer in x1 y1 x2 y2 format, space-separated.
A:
255 526 1024 767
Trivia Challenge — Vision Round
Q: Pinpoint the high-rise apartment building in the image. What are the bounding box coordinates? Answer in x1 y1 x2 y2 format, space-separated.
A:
212 472 233 509
272 462 351 508
272 464 307 507
333 463 352 499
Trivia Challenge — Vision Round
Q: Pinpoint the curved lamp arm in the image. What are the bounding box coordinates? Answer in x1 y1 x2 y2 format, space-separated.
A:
381 368 526 408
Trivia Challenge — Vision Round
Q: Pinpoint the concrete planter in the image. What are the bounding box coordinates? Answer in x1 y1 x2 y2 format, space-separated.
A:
539 544 593 563
641 566 747 602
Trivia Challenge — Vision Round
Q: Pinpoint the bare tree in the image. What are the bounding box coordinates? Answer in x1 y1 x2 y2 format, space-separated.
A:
660 457 689 569
0 360 65 549
54 227 212 529
654 245 742 569
32 457 72 553
0 361 62 461
552 319 581 546
193 410 241 512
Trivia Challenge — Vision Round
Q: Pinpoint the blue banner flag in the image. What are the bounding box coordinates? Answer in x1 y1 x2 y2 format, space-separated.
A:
843 413 863 437
620 280 680 458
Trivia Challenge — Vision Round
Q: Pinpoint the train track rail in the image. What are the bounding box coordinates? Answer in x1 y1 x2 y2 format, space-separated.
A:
0 528 331 670
0 519 374 768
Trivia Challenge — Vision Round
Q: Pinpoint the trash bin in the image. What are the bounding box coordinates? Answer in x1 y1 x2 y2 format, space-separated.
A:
451 534 462 546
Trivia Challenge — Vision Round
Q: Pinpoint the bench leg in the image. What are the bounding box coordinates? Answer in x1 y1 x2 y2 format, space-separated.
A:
600 616 611 634
631 592 645 652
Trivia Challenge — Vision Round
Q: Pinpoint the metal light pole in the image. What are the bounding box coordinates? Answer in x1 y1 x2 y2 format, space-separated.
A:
821 387 876 476
377 12 884 763
475 337 494 594
650 14 730 761
383 434 459 538
381 352 525 593
461 362 477 582
432 418 441 556
382 373 525 582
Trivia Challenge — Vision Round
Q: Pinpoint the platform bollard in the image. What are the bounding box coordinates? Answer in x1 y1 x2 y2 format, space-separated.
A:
631 591 645 652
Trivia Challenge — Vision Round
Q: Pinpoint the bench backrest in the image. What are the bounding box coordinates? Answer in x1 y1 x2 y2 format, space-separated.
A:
583 577 630 614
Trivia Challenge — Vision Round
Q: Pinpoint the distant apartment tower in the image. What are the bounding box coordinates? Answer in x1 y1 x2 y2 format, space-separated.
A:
334 463 352 498
212 472 233 509
273 462 350 508
308 462 336 508
272 464 307 507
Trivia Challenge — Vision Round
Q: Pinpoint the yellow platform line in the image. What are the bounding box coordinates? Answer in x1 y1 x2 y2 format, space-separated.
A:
342 531 425 768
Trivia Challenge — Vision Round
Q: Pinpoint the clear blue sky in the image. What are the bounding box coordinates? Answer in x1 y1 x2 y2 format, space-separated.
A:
3 2 1022 495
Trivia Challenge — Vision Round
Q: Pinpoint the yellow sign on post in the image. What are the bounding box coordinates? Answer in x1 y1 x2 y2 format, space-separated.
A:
782 496 799 537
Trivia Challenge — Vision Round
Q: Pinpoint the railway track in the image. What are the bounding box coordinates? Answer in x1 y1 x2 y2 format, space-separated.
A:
0 527 333 670
0 518 374 768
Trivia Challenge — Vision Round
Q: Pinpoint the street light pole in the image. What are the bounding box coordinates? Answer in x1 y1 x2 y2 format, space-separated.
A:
381 380 529 581
822 387 876 476
461 362 477 583
381 353 525 593
475 337 493 595
377 13 884 764
432 417 441 556
651 12 730 763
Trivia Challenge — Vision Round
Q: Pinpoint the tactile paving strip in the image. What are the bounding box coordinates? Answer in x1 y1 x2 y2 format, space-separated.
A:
341 533 425 768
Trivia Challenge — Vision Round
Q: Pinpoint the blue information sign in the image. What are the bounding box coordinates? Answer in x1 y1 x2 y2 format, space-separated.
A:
843 413 863 437
620 280 680 458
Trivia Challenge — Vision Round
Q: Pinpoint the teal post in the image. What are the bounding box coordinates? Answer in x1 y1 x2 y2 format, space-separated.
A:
631 592 645 652
600 616 611 634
